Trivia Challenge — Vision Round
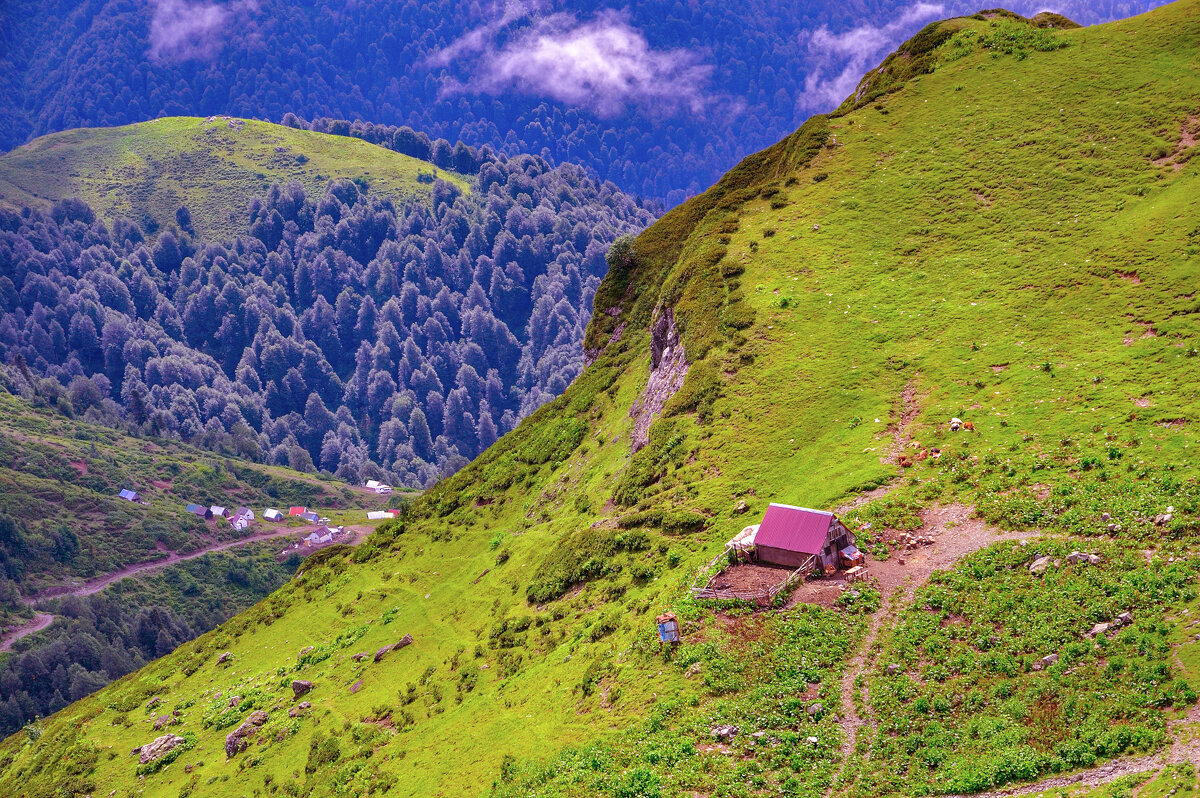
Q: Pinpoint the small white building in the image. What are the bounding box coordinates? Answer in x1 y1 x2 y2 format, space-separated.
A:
365 479 393 495
367 510 390 520
263 508 284 522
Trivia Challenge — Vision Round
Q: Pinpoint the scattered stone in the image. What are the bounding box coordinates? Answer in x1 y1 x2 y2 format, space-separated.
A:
351 652 369 662
1089 622 1111 637
145 696 162 711
350 680 363 694
299 701 310 709
1032 654 1059 671
217 651 232 664
225 710 268 758
807 702 824 717
292 680 315 699
374 645 392 663
153 714 173 731
1101 512 1111 522
393 634 414 651
734 500 749 515
298 646 314 658
1116 611 1134 626
1029 556 1053 576
684 662 702 679
228 695 241 708
710 725 739 741
288 707 301 718
138 734 185 765
886 664 902 676
751 731 767 739
806 736 819 745
1154 513 1173 527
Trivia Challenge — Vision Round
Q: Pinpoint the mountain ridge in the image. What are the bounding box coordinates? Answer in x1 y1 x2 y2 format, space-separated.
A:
1 3 1198 797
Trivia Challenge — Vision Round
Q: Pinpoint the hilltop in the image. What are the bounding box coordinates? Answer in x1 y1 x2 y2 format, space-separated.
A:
1 3 1199 798
0 117 465 240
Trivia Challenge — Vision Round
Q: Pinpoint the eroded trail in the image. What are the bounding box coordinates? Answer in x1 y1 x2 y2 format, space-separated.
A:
0 612 54 653
29 528 308 603
826 504 1043 797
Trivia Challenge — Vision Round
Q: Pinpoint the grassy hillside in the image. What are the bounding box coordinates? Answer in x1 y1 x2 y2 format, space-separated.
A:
0 117 467 240
1 3 1199 798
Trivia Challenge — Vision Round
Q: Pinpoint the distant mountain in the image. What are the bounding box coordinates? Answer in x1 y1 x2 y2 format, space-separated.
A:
0 118 655 487
0 116 465 242
0 0 1169 206
3 4 1197 796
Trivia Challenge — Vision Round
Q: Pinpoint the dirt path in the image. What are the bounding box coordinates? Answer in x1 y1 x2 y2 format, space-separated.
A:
0 612 54 653
28 527 310 603
826 504 1044 797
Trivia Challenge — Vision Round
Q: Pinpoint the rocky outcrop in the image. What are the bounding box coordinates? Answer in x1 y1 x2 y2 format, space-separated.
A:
136 734 185 765
292 680 314 699
629 306 688 452
225 710 268 758
374 634 415 663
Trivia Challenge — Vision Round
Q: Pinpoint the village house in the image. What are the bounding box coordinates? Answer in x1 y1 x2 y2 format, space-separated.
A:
210 505 232 519
263 508 284 522
186 504 213 519
364 479 393 495
300 511 320 523
289 506 307 516
366 510 390 520
752 503 855 573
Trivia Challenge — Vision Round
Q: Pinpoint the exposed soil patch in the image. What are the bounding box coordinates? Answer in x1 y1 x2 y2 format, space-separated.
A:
1116 270 1143 284
1157 418 1188 428
884 378 922 465
151 479 172 490
1152 114 1199 172
708 562 793 593
786 579 850 610
1124 323 1157 345
1133 396 1153 408
836 484 895 515
990 363 1009 373
69 460 87 476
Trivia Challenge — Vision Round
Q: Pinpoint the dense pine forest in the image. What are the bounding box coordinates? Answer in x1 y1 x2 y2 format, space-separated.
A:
0 149 653 486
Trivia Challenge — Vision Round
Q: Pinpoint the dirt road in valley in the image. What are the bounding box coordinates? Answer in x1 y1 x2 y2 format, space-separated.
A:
0 612 54 653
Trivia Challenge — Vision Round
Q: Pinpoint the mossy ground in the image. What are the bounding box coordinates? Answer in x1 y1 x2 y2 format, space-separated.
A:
1 3 1199 797
0 117 467 240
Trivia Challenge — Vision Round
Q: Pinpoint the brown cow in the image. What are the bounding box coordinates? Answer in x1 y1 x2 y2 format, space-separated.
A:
963 422 976 432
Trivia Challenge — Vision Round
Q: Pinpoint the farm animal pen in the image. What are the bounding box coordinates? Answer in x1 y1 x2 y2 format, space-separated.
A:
690 550 816 604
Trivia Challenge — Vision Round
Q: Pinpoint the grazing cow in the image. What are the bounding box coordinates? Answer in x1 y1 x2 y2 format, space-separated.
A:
963 422 976 432
915 449 929 462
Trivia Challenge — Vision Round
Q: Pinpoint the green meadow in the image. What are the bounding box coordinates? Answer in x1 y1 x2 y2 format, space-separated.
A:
1 3 1199 797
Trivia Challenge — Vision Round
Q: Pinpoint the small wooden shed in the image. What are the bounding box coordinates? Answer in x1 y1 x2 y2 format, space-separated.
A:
753 504 854 572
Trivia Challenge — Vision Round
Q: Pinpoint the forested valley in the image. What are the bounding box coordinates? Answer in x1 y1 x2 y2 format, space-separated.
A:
0 150 653 487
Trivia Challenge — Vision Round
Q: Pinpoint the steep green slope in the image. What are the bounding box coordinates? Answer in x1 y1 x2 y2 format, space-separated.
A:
0 117 466 240
1 4 1199 798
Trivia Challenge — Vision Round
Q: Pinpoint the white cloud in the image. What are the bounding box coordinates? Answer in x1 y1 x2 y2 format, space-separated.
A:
797 2 945 112
148 0 257 63
431 7 716 118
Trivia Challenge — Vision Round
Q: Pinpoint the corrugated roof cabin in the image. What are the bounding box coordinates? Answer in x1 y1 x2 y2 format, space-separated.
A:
289 506 306 516
263 508 284 521
118 489 139 502
210 506 231 518
300 511 320 523
234 507 254 520
754 504 854 571
186 504 213 519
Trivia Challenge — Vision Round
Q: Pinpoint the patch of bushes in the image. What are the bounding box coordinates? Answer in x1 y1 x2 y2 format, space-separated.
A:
526 528 651 603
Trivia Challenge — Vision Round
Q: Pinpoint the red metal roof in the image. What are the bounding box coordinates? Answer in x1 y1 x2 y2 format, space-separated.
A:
754 504 833 555
289 506 306 515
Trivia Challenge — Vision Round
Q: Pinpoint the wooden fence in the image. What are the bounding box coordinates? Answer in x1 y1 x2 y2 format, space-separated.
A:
689 554 816 604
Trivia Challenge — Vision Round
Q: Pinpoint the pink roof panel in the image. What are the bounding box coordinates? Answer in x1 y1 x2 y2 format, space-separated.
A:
754 504 833 555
